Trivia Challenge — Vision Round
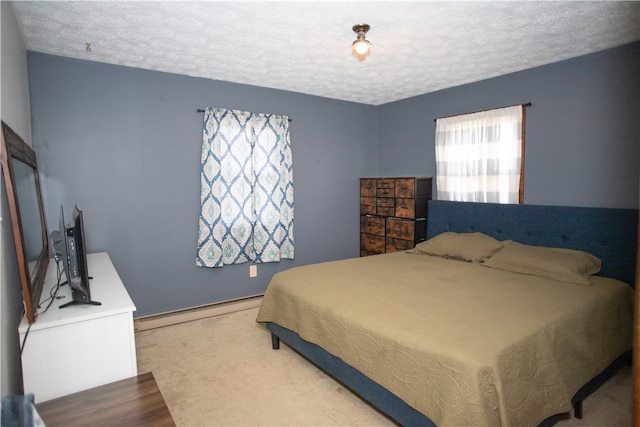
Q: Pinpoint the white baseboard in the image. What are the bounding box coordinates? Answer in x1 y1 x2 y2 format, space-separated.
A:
134 294 263 332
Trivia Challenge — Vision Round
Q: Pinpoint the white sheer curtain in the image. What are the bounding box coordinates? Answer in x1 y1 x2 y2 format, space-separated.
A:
435 105 524 204
197 107 294 268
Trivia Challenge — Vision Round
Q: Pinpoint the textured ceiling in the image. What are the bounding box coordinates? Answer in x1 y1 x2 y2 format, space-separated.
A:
11 1 640 106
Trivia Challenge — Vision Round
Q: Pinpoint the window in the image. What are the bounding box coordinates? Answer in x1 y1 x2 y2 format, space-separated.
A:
435 104 526 204
197 108 294 268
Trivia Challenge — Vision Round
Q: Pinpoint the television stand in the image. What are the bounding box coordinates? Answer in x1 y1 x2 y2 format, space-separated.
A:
19 252 137 402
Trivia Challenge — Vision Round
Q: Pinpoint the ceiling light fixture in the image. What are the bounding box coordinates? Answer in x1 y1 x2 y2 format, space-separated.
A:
351 24 371 55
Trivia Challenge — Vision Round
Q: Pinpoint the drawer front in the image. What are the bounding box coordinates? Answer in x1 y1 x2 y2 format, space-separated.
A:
361 233 385 254
377 187 394 198
386 218 415 240
360 179 376 197
361 204 376 215
376 206 395 217
395 178 416 198
360 215 385 236
361 196 376 206
377 197 395 208
386 237 415 252
360 249 377 257
360 196 376 215
377 178 395 189
395 198 415 219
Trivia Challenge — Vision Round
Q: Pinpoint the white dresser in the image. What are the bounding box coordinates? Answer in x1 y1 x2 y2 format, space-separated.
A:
18 252 137 402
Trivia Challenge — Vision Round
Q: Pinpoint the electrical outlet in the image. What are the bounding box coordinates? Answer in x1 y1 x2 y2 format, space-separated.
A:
249 265 257 278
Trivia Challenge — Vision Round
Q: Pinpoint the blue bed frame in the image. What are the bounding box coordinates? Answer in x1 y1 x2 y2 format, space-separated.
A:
266 200 638 426
426 200 637 286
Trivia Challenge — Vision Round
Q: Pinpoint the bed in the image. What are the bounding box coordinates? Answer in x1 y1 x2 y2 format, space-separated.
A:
256 200 638 426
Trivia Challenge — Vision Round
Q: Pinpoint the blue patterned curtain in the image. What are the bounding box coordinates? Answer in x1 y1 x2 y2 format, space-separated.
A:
197 108 294 267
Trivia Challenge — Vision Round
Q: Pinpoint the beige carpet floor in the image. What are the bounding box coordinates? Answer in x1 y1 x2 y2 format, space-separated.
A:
135 307 633 426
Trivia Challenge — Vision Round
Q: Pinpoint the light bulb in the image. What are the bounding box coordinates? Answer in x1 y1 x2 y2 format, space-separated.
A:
353 40 370 55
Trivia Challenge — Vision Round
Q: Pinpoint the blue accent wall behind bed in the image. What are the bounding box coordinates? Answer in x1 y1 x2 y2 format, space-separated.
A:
427 200 638 286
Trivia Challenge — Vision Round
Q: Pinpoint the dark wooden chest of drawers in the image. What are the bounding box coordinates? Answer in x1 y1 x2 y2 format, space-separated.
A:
360 177 432 256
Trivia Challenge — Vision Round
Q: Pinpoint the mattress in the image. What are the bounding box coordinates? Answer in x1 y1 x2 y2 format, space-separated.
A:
256 250 634 427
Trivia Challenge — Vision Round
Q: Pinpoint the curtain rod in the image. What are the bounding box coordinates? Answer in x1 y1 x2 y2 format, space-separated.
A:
434 102 531 122
197 109 292 122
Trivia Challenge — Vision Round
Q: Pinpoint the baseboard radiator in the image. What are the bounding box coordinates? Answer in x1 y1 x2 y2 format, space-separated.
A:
133 294 263 332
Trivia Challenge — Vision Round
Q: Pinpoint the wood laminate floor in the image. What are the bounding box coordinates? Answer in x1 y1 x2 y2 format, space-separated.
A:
35 372 175 427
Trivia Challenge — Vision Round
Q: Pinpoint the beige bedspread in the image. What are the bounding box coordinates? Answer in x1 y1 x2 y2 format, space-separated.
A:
256 251 634 426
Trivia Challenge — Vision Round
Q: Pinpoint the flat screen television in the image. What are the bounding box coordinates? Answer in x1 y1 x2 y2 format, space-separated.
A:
51 205 100 308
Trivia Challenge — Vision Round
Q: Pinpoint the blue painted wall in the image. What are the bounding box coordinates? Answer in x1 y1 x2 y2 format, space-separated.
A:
27 42 639 317
28 53 377 316
376 42 639 209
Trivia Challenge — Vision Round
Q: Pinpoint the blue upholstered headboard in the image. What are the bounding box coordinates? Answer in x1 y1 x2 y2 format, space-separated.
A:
427 200 638 286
